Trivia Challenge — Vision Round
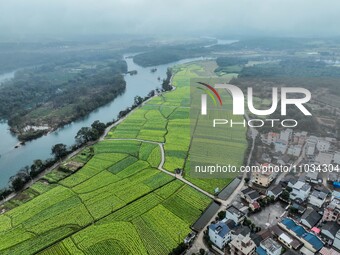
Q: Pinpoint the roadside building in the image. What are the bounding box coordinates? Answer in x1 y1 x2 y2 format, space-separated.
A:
229 233 256 255
208 221 231 249
293 131 307 146
225 205 246 225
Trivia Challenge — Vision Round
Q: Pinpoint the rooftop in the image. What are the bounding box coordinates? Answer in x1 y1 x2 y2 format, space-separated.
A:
261 238 281 253
226 205 245 217
301 207 322 227
209 221 230 238
268 184 283 196
280 218 323 250
321 221 340 237
310 190 327 200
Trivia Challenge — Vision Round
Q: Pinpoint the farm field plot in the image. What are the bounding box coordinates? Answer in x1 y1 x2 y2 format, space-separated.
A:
37 180 211 255
0 138 182 254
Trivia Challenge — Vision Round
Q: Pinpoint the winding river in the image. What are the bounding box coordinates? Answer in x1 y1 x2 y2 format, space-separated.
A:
0 55 206 188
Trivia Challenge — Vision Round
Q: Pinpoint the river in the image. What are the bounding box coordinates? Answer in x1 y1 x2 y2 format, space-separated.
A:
0 55 207 188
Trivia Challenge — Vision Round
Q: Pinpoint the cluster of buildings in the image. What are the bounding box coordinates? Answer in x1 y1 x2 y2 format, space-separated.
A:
205 127 340 254
208 201 340 255
262 129 340 167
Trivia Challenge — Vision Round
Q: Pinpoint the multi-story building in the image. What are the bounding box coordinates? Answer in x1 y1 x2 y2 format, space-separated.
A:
289 181 311 201
287 145 302 157
316 139 331 152
251 164 277 187
267 132 280 145
333 151 340 164
316 152 333 165
229 233 256 255
278 218 324 253
280 129 293 143
258 238 282 255
322 197 340 224
308 190 327 208
225 205 245 225
208 221 231 249
333 229 340 251
293 131 307 146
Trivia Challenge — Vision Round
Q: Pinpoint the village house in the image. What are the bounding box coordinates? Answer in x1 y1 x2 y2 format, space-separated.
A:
293 131 307 146
251 164 277 188
320 222 340 244
300 207 322 229
316 139 331 152
208 221 231 249
289 181 311 202
278 218 324 253
308 190 327 208
225 205 246 225
280 129 293 143
266 132 280 145
287 145 302 157
305 142 316 156
241 188 261 203
257 237 282 255
271 224 302 250
333 229 340 251
316 152 333 165
229 233 256 255
274 140 288 154
322 197 340 224
333 151 340 164
266 185 283 200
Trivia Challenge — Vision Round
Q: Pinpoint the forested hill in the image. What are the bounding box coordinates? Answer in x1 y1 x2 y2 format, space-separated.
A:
0 59 127 141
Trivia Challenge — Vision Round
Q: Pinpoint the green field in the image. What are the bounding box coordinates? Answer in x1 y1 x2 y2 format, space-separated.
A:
0 61 247 254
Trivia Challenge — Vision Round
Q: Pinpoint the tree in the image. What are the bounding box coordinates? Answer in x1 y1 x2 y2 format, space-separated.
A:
281 190 290 200
217 210 226 220
91 120 106 135
75 127 93 145
51 143 67 160
10 176 26 191
133 96 143 107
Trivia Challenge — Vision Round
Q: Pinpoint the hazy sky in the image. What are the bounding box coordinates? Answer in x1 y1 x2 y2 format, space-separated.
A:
1 0 339 39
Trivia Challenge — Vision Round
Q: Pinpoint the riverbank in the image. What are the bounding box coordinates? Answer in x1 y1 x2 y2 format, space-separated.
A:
0 73 175 206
